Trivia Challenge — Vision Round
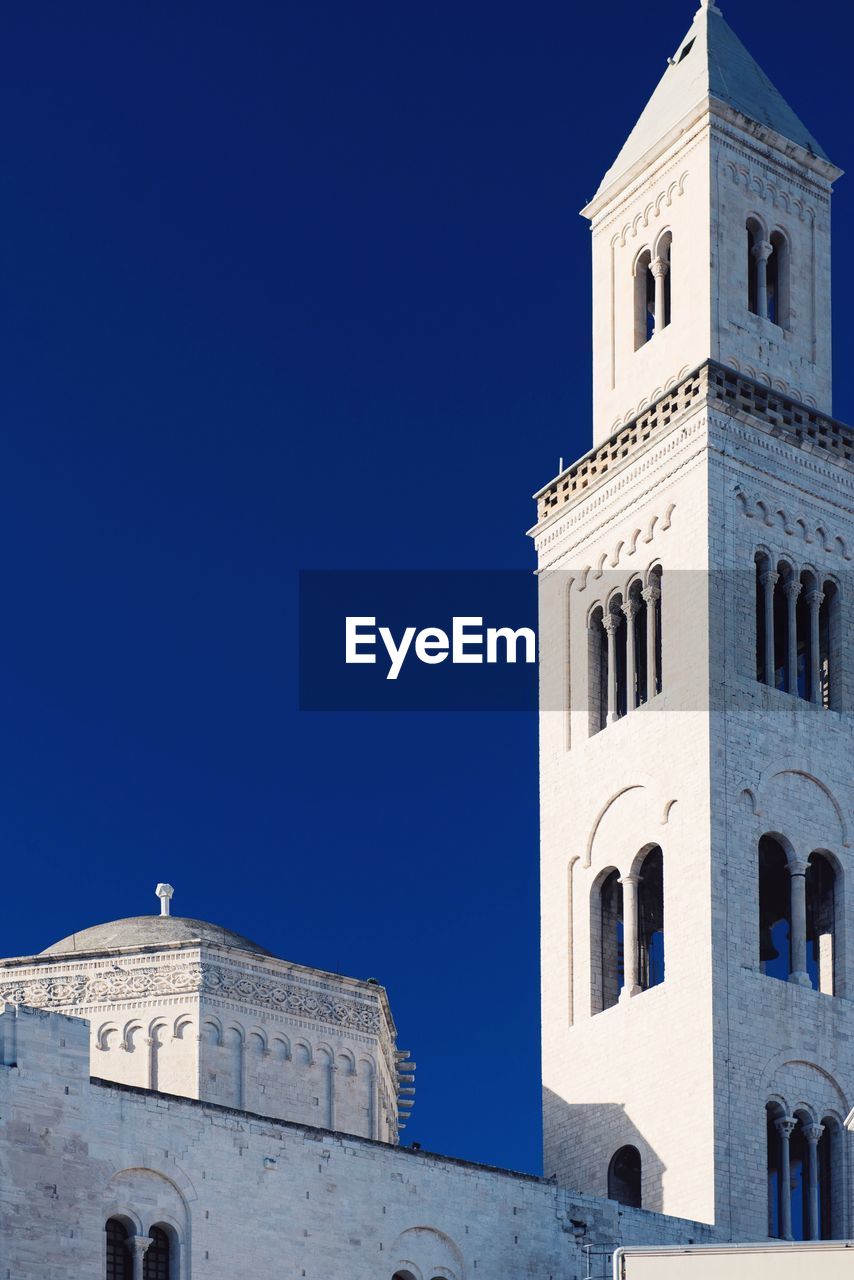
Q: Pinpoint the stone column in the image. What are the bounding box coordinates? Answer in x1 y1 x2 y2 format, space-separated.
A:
805 589 824 704
642 584 660 701
622 598 640 712
784 578 802 695
788 856 812 987
128 1236 153 1280
760 569 778 686
752 239 773 318
602 610 621 724
650 256 669 334
619 873 642 999
328 1060 337 1131
803 1122 825 1239
775 1116 797 1240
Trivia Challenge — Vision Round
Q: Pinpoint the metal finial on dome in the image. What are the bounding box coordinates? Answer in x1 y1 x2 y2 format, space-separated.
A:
155 883 175 917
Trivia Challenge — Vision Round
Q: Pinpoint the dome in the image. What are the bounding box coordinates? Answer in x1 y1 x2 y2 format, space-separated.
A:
40 914 273 958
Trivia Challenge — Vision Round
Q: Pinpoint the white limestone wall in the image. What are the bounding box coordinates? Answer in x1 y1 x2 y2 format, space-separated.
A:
537 402 718 1224
0 1005 720 1280
706 409 854 1240
709 124 835 416
587 116 713 443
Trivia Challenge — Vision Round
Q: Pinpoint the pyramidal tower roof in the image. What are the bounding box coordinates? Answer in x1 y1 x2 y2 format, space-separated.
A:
594 0 830 202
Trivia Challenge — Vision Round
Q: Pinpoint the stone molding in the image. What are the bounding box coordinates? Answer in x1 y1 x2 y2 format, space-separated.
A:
0 961 383 1036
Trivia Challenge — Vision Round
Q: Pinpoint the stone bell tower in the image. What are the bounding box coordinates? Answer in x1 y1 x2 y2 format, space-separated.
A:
533 0 853 1243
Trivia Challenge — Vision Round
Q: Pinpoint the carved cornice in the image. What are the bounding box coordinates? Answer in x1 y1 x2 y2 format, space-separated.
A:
0 961 383 1036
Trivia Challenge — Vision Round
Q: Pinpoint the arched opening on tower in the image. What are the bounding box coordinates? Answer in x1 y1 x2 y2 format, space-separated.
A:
805 852 836 995
597 869 624 1011
768 231 790 329
758 836 791 981
608 1144 642 1208
638 846 664 990
818 579 840 709
588 605 608 735
633 249 654 349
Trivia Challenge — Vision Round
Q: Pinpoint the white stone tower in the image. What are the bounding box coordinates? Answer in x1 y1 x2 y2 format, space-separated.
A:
534 0 853 1242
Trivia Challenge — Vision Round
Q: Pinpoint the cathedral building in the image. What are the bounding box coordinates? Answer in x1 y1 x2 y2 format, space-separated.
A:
1 3 851 1276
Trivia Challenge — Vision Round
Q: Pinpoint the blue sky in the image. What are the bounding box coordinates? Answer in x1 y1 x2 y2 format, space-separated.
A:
1 0 850 1174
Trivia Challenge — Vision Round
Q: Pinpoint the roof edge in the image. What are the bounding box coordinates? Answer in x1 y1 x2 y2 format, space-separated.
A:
582 97 842 223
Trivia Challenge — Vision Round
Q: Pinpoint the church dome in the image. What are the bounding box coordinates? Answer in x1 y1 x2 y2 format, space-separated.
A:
40 914 272 958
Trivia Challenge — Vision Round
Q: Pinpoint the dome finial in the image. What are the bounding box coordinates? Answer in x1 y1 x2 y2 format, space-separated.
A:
155 883 175 917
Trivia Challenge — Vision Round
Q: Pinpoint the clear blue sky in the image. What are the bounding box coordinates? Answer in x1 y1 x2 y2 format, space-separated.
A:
1 0 850 1174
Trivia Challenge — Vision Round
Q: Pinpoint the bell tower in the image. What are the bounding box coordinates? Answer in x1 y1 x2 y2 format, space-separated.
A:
584 0 839 445
535 0 852 1242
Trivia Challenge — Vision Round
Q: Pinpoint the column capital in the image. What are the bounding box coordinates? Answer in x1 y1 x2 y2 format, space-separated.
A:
621 598 641 622
803 1122 825 1146
783 578 802 602
759 569 779 589
787 855 809 877
641 584 661 606
129 1235 153 1258
618 872 641 887
752 238 774 263
774 1115 797 1139
804 588 825 609
602 611 621 637
650 255 669 280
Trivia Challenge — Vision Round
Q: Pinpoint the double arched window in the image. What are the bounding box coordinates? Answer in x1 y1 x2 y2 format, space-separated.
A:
766 1103 842 1239
747 218 790 329
758 836 838 994
589 569 662 735
595 846 665 1012
105 1219 173 1280
755 554 840 708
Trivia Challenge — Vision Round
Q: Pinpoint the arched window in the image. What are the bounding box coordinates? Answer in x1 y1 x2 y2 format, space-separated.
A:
608 1145 642 1208
142 1226 171 1280
755 552 769 683
610 594 628 720
654 231 672 332
768 231 790 329
588 605 607 735
759 836 791 981
638 846 664 990
747 218 763 315
818 1117 843 1239
105 1219 132 1280
646 566 662 697
766 1102 785 1238
600 870 624 1011
628 579 648 707
805 852 836 994
818 580 840 709
634 249 654 349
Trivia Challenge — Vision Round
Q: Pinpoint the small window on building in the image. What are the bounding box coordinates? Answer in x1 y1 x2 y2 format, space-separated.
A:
599 870 624 1011
608 1144 642 1208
